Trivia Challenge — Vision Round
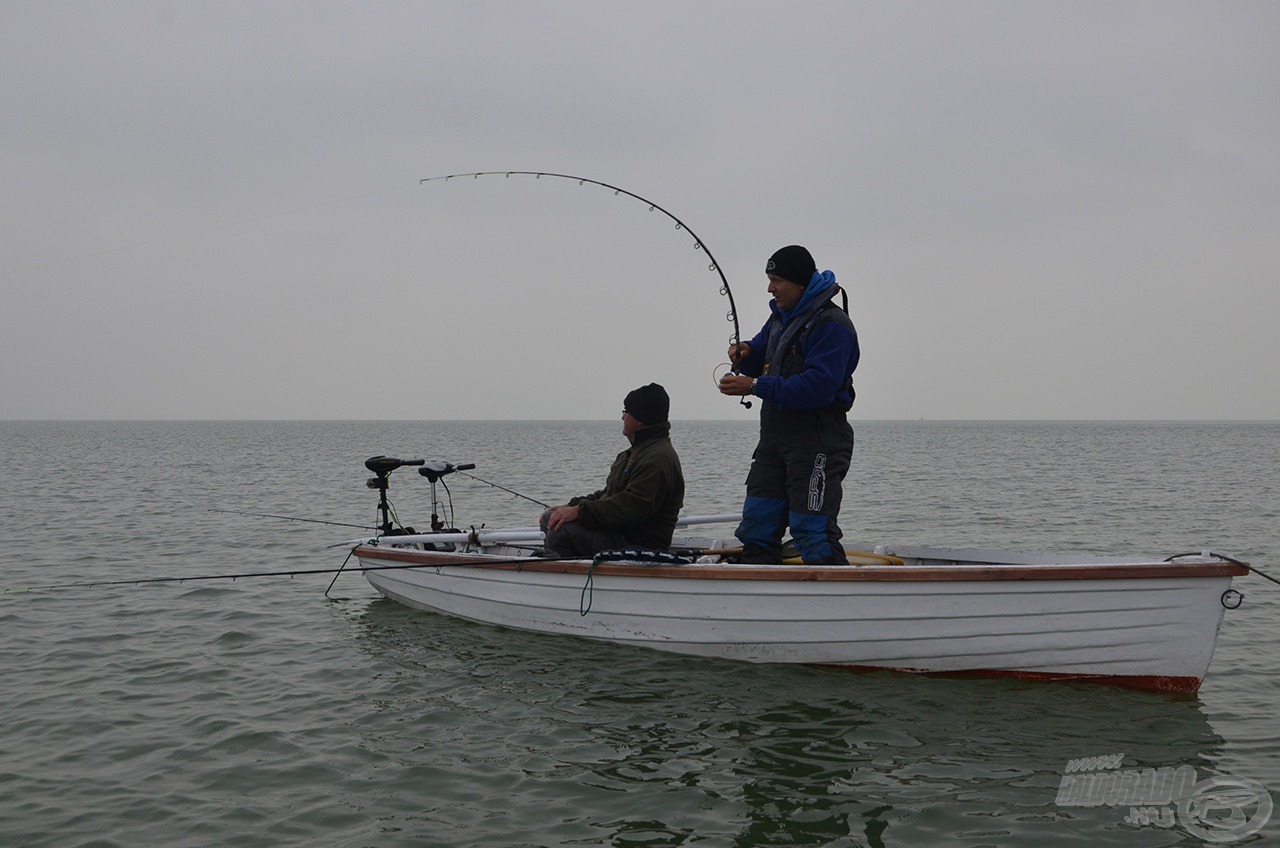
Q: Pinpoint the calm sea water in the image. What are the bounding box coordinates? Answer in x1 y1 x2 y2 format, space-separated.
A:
1 420 1276 847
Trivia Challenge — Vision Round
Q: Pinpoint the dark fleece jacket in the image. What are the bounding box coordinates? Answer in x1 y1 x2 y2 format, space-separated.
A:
570 422 685 549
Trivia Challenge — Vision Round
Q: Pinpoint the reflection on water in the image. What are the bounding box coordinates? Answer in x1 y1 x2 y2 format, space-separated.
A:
348 597 1225 847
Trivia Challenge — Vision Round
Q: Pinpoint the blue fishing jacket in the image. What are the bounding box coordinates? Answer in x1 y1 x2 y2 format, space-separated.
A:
736 271 860 411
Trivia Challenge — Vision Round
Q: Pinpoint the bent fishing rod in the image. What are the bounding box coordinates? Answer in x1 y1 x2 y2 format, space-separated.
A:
208 509 373 530
455 470 550 509
1 534 738 596
420 170 752 408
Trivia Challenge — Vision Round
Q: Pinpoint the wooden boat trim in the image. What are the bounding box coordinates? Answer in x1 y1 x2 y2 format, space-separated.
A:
353 546 1248 582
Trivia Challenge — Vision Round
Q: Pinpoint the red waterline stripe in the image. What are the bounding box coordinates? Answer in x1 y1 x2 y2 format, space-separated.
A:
817 663 1203 694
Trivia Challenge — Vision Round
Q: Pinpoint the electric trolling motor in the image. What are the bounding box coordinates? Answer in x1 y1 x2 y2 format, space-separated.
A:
418 461 475 532
364 455 424 535
363 455 477 545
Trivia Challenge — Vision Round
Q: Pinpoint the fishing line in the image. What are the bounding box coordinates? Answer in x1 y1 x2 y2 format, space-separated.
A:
456 470 550 509
420 170 751 407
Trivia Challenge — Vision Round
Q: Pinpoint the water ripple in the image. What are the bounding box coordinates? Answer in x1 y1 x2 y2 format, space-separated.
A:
1 420 1276 847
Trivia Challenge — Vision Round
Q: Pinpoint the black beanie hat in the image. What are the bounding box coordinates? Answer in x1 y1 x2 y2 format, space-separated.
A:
766 245 816 287
623 383 670 425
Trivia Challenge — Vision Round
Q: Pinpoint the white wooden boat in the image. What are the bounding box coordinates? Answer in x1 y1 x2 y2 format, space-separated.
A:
347 457 1249 694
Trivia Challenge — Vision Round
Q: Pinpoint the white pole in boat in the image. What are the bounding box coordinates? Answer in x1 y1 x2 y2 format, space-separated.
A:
675 513 742 527
336 513 742 549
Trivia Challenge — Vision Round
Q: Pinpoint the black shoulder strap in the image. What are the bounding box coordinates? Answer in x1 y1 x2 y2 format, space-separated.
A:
798 301 856 409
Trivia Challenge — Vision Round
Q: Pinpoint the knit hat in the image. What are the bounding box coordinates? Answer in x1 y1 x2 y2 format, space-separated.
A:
766 245 816 287
623 383 670 425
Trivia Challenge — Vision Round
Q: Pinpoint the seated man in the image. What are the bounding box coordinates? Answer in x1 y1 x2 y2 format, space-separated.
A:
539 383 685 558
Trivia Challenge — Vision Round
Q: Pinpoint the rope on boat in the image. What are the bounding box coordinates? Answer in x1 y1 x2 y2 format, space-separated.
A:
1164 551 1277 587
1248 567 1280 588
323 547 357 598
578 548 694 616
1167 550 1274 591
580 558 598 616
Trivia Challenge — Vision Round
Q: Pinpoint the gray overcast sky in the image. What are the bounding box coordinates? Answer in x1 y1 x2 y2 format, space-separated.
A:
3 1 1278 420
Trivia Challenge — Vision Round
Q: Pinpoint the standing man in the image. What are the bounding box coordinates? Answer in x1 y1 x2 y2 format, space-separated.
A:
718 245 860 564
540 383 685 558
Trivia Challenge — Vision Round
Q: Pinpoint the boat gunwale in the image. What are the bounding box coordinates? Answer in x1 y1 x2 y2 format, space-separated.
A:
352 546 1249 583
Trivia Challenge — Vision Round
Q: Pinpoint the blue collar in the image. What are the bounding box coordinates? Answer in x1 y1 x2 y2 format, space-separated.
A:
773 270 837 325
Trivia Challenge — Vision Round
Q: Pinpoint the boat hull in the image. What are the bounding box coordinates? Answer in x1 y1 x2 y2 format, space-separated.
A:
354 547 1244 693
